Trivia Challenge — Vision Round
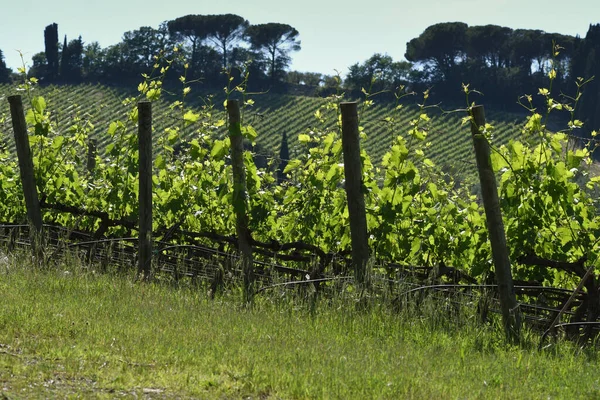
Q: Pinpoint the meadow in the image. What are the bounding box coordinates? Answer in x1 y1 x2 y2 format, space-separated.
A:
1 254 599 399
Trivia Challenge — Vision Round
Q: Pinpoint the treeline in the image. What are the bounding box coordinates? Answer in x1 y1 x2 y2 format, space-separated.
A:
345 22 600 136
12 15 304 90
1 19 599 133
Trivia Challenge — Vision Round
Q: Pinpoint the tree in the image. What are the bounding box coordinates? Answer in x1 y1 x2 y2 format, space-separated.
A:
96 24 178 82
123 26 172 68
286 71 322 86
168 14 249 75
28 52 48 79
466 25 512 69
405 22 468 81
102 43 127 81
301 72 323 86
0 49 11 83
60 35 68 78
204 14 248 70
571 24 600 137
245 23 301 83
44 23 59 80
345 53 412 92
82 41 105 80
508 29 546 76
322 74 342 89
60 36 84 82
168 15 211 78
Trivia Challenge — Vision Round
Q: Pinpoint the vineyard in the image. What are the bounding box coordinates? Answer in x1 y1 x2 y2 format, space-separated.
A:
1 60 600 343
0 81 531 170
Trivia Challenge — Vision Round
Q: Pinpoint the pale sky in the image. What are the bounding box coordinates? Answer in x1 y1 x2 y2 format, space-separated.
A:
1 0 598 76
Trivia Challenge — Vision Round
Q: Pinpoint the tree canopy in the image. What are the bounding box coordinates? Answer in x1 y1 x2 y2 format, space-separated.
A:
245 23 301 82
346 54 412 92
405 22 468 81
167 14 248 75
204 14 249 69
60 36 84 82
19 14 600 138
0 49 11 83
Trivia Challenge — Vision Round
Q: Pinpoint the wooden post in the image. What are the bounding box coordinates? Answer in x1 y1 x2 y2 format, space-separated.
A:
227 99 254 302
340 102 369 284
470 105 521 340
8 95 43 242
87 139 97 173
138 101 153 280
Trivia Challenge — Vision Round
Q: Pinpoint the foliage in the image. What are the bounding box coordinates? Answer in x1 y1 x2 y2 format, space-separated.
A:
404 22 580 111
571 24 600 137
245 23 301 83
167 14 250 78
286 70 323 86
0 49 11 83
1 46 600 290
346 53 413 92
60 35 84 82
204 14 249 70
2 259 600 399
406 22 469 81
22 16 600 136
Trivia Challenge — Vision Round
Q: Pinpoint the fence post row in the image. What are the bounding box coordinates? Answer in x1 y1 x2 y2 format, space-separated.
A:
138 101 153 280
469 105 521 340
340 102 370 285
8 95 43 251
226 99 254 302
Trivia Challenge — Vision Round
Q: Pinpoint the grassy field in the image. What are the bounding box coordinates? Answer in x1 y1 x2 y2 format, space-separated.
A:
0 82 536 170
1 253 599 399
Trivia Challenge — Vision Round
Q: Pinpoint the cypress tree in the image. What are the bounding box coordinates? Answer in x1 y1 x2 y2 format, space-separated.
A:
44 23 59 80
60 35 68 79
0 49 11 83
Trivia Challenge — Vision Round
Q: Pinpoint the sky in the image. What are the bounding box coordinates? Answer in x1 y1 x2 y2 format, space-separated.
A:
1 0 599 77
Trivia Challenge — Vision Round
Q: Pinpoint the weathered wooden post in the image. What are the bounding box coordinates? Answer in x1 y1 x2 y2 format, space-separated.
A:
470 105 521 340
8 95 43 249
138 101 153 280
340 102 370 285
227 99 254 302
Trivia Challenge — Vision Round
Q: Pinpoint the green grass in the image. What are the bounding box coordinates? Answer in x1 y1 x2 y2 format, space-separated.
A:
0 82 541 170
1 253 599 399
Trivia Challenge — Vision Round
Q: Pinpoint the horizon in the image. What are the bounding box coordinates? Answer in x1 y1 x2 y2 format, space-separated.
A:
1 0 598 77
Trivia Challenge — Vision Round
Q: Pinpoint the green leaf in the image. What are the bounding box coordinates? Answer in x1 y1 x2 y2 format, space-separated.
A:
183 110 200 124
242 125 258 141
298 134 311 143
154 154 166 169
326 163 341 182
410 237 421 257
210 140 227 160
146 88 161 101
189 139 202 160
490 151 508 171
52 136 65 150
107 122 118 136
32 96 46 114
428 183 438 199
409 128 426 141
283 159 302 173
